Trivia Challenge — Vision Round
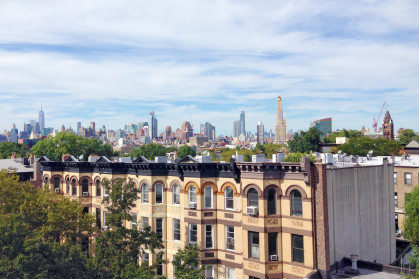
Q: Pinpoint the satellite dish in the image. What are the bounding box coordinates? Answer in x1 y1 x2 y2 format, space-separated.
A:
368 150 374 155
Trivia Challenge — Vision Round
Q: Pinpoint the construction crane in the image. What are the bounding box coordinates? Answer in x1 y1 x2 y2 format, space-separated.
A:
372 101 386 133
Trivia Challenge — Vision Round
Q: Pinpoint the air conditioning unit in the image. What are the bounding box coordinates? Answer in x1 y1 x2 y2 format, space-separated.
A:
189 202 197 209
103 194 109 197
54 188 60 193
82 192 89 197
102 226 109 231
247 206 259 216
270 255 278 261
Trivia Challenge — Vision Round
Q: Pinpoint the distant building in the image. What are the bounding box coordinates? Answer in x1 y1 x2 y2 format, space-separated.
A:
124 123 137 134
233 112 245 138
312 117 332 137
233 120 240 137
10 123 18 143
189 135 208 147
274 96 287 144
148 112 158 139
77 122 81 132
39 106 45 134
163 126 172 142
382 110 394 140
201 122 216 141
180 121 193 141
256 121 264 144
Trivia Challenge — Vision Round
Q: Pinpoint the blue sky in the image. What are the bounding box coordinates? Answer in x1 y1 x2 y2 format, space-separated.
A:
0 0 418 136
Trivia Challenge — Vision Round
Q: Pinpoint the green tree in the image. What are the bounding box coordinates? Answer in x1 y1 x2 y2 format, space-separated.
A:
0 142 30 159
177 145 196 159
337 137 402 156
31 131 115 161
0 170 95 278
284 152 315 163
403 185 419 277
399 129 419 145
92 178 164 278
322 129 362 143
129 143 170 160
172 245 205 279
288 127 322 153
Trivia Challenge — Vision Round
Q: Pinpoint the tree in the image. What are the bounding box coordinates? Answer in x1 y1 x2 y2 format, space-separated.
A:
337 137 402 156
177 145 196 159
403 185 419 277
129 143 170 160
288 127 322 153
92 178 164 278
399 129 419 145
0 170 95 278
284 152 315 163
31 131 115 161
322 129 362 144
0 142 30 159
172 245 206 279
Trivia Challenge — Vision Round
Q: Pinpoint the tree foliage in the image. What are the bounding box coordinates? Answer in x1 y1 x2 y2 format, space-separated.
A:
129 143 174 160
399 129 419 145
0 170 95 278
0 142 30 159
173 245 205 279
288 127 322 153
322 129 362 143
337 137 402 156
177 145 196 159
31 131 115 161
284 152 316 163
403 185 419 277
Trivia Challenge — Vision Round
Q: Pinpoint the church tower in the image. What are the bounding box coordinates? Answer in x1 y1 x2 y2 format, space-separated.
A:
382 110 394 139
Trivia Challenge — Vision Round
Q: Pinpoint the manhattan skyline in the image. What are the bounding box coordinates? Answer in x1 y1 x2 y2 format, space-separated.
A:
0 1 418 135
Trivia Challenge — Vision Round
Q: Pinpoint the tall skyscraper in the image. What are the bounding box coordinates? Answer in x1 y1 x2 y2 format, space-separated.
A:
39 106 45 134
148 112 158 139
240 111 245 137
201 122 216 141
233 120 240 137
274 96 287 144
77 122 81 132
257 121 264 144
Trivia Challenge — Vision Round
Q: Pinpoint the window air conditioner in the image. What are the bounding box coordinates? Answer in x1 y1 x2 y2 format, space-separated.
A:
270 255 278 261
247 206 259 216
82 192 89 197
189 202 197 209
54 188 60 193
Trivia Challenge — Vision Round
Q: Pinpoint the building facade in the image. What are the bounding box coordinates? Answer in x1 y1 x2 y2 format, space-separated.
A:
257 122 264 144
149 112 158 139
382 111 394 140
312 118 332 138
274 96 287 145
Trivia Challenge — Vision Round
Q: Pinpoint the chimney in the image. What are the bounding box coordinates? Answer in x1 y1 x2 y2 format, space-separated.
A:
62 154 71 162
11 152 16 159
29 153 34 165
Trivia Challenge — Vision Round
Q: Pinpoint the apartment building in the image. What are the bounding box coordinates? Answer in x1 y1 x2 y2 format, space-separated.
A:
39 154 395 279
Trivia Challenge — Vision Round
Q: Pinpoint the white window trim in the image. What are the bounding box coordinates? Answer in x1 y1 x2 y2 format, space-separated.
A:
205 225 214 249
173 218 181 241
205 265 214 279
142 184 149 203
224 187 234 210
226 266 235 279
189 223 197 244
188 186 197 206
204 186 213 209
155 183 163 204
225 225 234 251
173 184 180 205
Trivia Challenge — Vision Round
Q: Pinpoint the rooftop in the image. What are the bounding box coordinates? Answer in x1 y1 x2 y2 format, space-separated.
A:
0 158 34 173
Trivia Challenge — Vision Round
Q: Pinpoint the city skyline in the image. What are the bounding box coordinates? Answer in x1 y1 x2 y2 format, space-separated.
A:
0 1 418 135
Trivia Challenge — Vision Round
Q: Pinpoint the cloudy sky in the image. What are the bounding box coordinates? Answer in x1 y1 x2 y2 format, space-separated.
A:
1 0 418 136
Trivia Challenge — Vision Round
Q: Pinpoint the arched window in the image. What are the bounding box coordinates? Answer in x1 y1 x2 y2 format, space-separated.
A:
54 177 60 192
204 186 213 208
155 183 163 204
66 178 70 194
142 184 149 203
82 179 89 196
247 188 258 208
44 177 49 186
71 179 77 196
225 187 234 210
96 180 101 197
188 186 197 208
291 190 302 216
267 189 277 215
173 184 180 204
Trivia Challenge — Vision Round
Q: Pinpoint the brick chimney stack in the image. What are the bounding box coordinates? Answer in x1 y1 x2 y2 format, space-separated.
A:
29 153 34 165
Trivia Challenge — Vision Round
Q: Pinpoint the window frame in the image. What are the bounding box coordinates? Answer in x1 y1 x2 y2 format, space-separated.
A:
188 186 197 207
394 192 398 206
81 179 89 196
53 177 60 191
173 184 180 205
204 186 213 209
156 218 163 239
72 179 77 196
226 266 235 279
142 217 149 229
292 234 304 263
225 226 235 251
66 178 70 194
394 172 397 184
405 172 412 184
225 187 234 210
173 218 181 241
247 188 258 207
96 180 101 197
131 213 137 230
291 190 303 216
155 183 163 204
205 265 214 279
142 184 149 203
267 188 277 215
189 223 198 244
205 225 214 249
268 232 278 260
248 231 260 259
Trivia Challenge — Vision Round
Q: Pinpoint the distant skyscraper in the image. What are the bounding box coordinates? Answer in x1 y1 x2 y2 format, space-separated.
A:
90 122 96 133
257 122 264 144
202 122 216 141
148 112 158 139
274 96 287 144
39 106 45 134
312 117 332 138
233 120 240 137
77 122 81 132
240 111 245 137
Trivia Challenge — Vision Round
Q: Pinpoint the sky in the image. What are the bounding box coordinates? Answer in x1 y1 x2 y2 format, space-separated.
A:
0 0 418 136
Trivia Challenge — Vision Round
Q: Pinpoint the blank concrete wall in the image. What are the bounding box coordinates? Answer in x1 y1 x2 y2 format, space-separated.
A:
327 163 396 265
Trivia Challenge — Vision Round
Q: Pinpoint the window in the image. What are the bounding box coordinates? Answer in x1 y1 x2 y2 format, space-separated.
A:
204 186 213 208
156 218 163 239
66 178 70 193
44 177 49 186
292 234 304 263
188 186 197 207
82 179 89 196
173 219 181 241
189 223 197 244
226 266 235 279
103 184 109 197
205 225 214 249
225 187 234 210
96 180 101 197
142 252 149 264
394 192 398 206
156 254 163 275
268 233 278 260
142 184 149 203
205 265 214 279
225 226 235 250
142 217 149 229
131 214 137 230
53 177 60 192
405 172 412 184
248 231 260 259
247 188 258 207
291 190 303 216
267 189 276 215
394 172 397 184
103 212 108 226
173 184 180 204
96 208 101 228
72 179 77 196
155 183 163 204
